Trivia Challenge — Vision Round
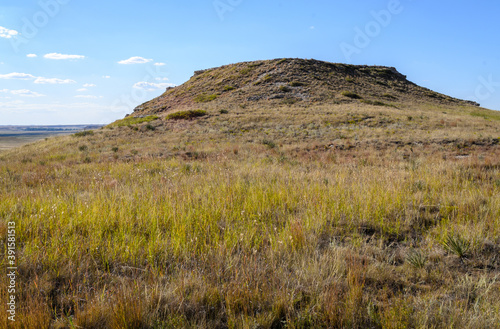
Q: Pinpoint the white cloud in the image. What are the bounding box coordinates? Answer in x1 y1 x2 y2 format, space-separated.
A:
154 62 166 66
34 77 76 84
0 72 36 80
44 53 85 60
0 89 8 93
77 88 88 92
0 72 78 85
102 75 111 79
133 81 176 91
155 77 169 81
27 54 38 58
118 56 153 64
0 26 19 39
83 83 96 87
75 95 98 99
11 89 45 97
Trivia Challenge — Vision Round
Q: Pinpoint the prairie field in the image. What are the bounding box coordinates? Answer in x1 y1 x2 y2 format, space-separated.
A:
1 98 500 328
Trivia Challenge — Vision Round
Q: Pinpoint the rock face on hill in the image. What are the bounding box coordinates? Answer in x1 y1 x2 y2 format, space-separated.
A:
132 58 478 116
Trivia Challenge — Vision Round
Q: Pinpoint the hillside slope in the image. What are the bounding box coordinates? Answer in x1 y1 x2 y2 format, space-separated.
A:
1 59 499 328
133 58 479 116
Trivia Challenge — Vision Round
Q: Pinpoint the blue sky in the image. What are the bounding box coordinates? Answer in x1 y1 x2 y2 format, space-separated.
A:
1 0 499 125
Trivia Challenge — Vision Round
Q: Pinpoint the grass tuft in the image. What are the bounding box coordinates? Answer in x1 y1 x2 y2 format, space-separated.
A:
194 93 218 103
406 250 427 269
73 130 94 137
442 233 471 258
341 91 363 99
166 109 207 120
107 116 159 128
262 139 276 148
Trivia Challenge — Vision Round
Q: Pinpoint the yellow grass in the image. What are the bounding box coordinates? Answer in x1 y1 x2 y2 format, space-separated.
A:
1 101 499 328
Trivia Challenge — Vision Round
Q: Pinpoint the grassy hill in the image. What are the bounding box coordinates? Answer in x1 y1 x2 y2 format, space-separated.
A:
1 59 499 328
132 58 478 116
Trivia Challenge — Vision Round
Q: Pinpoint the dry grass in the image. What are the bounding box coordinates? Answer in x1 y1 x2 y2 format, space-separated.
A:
0 96 499 328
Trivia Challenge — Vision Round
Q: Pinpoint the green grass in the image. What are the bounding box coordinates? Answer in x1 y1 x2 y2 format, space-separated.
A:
341 91 363 99
194 93 218 103
73 130 94 137
373 68 394 79
470 109 500 121
239 67 253 75
382 93 397 100
1 98 499 328
1 146 499 328
442 233 471 258
279 85 292 92
107 115 159 128
262 139 276 148
406 250 427 269
166 109 207 120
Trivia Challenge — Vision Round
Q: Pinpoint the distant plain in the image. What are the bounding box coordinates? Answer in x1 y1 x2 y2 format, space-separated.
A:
0 125 103 150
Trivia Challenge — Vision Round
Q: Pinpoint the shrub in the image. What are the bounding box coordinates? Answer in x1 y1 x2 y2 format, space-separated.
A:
224 86 236 92
262 139 276 149
289 81 305 87
425 91 441 99
279 86 292 93
146 124 155 131
282 98 299 105
341 91 363 99
360 100 388 106
166 110 207 120
219 109 229 114
107 115 159 128
78 145 88 152
371 68 394 79
382 93 397 100
240 67 253 75
194 94 218 103
73 130 94 137
254 75 272 86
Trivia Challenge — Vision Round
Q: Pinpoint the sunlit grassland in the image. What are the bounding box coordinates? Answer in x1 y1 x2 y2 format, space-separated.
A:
1 144 500 328
0 101 499 328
